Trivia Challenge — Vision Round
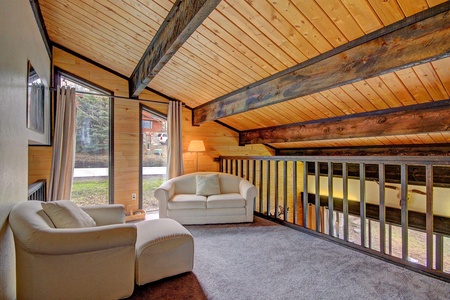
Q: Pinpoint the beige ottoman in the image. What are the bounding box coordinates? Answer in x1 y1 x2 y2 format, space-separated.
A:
135 218 194 285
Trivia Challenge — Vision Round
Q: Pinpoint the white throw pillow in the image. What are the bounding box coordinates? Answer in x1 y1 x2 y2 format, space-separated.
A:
41 200 97 228
196 174 221 196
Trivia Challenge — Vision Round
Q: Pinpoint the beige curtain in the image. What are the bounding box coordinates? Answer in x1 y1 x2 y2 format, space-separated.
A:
48 86 77 201
166 100 184 179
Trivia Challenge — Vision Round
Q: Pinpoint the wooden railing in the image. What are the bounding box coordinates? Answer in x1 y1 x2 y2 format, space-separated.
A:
28 179 47 201
219 155 450 281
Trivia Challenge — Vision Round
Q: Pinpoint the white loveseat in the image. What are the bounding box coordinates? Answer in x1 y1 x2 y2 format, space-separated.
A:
155 172 257 225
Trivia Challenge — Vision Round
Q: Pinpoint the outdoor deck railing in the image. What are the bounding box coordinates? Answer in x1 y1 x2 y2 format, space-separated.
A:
219 155 450 281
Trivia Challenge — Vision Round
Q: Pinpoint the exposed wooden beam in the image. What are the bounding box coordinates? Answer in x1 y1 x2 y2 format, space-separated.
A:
193 3 450 125
239 100 450 145
276 144 450 157
129 0 221 98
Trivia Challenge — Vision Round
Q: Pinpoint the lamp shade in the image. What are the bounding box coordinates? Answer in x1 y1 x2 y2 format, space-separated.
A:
188 140 205 152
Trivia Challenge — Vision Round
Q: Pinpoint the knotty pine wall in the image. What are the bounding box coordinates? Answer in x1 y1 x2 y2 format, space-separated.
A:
28 47 272 210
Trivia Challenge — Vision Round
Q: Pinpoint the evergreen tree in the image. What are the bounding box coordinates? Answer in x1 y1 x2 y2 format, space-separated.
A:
76 94 109 154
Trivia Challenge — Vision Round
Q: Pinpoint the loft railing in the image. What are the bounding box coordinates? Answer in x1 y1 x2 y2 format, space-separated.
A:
28 179 47 201
219 155 450 281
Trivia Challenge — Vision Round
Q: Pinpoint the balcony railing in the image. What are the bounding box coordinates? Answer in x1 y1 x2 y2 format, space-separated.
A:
219 155 450 281
28 179 47 201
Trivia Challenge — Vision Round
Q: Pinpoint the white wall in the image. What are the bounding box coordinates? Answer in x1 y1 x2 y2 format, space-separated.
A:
0 0 51 298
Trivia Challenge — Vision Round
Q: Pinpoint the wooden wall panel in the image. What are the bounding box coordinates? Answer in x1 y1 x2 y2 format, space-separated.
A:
182 108 272 174
28 146 53 186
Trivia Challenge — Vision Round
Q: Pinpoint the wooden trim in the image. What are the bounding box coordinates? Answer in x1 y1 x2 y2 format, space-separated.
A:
239 100 450 145
129 0 221 98
193 3 450 125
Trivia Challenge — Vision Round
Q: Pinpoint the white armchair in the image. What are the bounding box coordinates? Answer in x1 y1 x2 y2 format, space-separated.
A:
9 201 137 300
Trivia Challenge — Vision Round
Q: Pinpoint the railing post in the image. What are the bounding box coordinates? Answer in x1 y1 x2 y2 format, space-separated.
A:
259 160 263 214
426 164 434 269
303 161 308 228
246 159 250 181
283 160 288 221
266 160 271 216
293 161 298 225
343 163 349 242
315 161 321 232
328 162 334 237
360 163 366 247
274 160 279 218
379 163 386 254
252 160 256 185
400 164 408 261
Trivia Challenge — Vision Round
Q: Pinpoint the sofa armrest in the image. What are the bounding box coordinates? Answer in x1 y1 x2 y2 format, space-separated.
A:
82 204 126 225
22 224 137 255
155 181 175 218
239 179 258 203
239 179 257 222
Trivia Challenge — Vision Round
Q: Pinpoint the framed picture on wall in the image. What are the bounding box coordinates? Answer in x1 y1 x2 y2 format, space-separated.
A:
27 61 45 133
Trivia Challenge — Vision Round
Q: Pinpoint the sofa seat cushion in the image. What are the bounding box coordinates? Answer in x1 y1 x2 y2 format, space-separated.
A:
168 194 207 210
207 193 246 209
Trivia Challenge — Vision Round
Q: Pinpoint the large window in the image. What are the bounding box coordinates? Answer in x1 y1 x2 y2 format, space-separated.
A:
59 73 112 206
140 106 167 211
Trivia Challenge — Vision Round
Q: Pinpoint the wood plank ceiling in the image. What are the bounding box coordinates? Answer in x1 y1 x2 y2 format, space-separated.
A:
39 0 450 151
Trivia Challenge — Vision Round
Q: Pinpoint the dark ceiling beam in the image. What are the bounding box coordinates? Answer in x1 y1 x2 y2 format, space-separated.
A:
275 144 450 157
129 0 221 98
193 2 450 125
239 100 450 145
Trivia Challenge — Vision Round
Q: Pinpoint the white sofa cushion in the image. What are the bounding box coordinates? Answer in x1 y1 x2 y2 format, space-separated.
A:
207 193 246 209
196 174 221 196
168 194 207 210
41 200 97 228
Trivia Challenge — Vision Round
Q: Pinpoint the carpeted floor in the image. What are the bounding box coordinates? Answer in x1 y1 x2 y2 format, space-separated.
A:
127 217 450 300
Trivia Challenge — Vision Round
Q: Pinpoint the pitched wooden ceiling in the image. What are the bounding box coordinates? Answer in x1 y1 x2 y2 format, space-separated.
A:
39 0 450 152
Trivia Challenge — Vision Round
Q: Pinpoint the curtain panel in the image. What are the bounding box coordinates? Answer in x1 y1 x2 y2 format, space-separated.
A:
166 100 184 179
48 86 77 201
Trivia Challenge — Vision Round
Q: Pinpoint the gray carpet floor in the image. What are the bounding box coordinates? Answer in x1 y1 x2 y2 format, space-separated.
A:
129 217 450 300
